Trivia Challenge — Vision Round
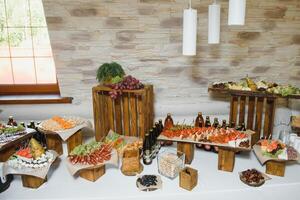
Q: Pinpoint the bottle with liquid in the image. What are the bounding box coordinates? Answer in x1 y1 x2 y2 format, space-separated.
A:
143 133 152 165
230 121 236 129
163 114 174 146
164 113 174 130
7 116 17 126
205 116 211 127
195 112 204 127
158 119 164 134
213 118 219 128
155 122 161 151
240 123 246 131
151 126 158 158
221 120 227 128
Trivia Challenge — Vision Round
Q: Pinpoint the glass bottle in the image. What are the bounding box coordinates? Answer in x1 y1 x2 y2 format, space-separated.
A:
164 113 174 130
143 133 152 165
221 120 227 128
7 116 17 126
240 123 246 131
158 119 164 134
230 121 236 129
205 116 211 127
195 112 204 127
213 118 219 128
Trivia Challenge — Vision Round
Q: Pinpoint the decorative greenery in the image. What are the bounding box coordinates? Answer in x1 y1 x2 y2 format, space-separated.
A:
96 62 125 83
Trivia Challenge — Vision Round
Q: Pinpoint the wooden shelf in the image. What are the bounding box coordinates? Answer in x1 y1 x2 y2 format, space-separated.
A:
208 86 300 99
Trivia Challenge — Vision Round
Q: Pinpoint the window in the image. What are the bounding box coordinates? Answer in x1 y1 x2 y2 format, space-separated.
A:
0 0 57 89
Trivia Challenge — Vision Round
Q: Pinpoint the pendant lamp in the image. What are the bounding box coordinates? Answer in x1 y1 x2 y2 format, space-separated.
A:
182 0 197 56
228 0 246 25
208 0 220 44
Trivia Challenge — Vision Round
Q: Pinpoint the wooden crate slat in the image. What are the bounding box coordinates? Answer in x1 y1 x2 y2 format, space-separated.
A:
263 98 276 139
137 94 145 138
98 92 106 141
93 89 102 141
103 93 111 135
114 97 123 134
107 95 115 131
229 96 239 124
122 93 130 136
247 96 256 130
145 87 150 133
253 97 265 144
129 94 138 137
238 96 246 126
149 85 154 127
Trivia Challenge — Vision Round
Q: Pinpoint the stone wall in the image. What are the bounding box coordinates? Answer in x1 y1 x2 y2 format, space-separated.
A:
43 0 300 102
40 0 300 119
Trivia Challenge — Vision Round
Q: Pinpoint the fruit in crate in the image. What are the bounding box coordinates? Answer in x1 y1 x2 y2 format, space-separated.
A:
69 141 112 165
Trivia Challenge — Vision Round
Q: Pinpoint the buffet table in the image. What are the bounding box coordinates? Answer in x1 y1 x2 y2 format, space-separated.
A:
2 145 300 200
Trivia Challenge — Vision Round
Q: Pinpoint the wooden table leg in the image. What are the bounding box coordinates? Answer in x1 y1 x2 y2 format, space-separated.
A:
67 130 83 154
79 165 106 182
21 175 47 189
0 146 16 162
218 147 235 172
45 134 63 156
266 160 285 177
177 142 194 164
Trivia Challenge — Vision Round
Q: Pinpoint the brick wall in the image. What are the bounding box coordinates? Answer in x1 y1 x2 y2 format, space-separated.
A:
41 0 300 118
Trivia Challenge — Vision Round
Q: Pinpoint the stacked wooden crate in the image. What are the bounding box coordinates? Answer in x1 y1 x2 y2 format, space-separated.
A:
92 85 154 140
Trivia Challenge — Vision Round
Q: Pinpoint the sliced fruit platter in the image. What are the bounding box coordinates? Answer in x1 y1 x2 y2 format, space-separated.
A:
239 169 271 187
7 138 55 169
0 125 27 144
68 141 112 165
253 140 299 164
158 126 252 150
210 76 300 98
39 116 85 132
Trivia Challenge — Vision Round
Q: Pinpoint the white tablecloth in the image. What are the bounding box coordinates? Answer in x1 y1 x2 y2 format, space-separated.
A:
2 146 300 200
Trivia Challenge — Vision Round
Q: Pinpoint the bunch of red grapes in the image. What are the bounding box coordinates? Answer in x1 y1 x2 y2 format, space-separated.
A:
107 75 144 99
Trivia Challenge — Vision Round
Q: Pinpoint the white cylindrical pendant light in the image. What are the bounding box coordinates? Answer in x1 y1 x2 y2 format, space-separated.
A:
182 1 197 56
228 0 246 25
208 2 220 44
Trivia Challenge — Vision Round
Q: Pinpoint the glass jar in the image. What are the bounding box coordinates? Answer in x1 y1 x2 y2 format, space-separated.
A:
157 149 185 179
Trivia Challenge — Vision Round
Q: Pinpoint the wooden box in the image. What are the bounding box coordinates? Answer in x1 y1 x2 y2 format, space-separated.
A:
179 167 198 191
177 142 194 164
79 165 106 182
93 85 154 140
21 175 47 189
45 134 63 156
266 160 285 177
218 147 235 172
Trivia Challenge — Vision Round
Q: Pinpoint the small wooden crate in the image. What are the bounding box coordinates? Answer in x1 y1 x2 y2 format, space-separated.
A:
121 148 142 175
218 147 235 172
45 134 63 156
21 175 47 189
93 85 154 140
179 167 198 191
79 165 106 182
177 142 194 164
266 160 285 177
45 130 83 156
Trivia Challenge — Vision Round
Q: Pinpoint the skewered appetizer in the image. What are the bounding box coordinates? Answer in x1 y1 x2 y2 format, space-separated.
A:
161 126 249 148
8 138 54 169
68 141 112 165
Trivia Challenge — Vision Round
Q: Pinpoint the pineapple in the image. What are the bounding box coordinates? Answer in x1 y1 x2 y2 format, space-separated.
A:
246 77 257 91
29 138 45 159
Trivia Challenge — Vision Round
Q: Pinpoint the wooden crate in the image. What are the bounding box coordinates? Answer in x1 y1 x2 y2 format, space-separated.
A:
93 85 154 140
179 167 198 191
266 160 285 177
21 175 47 189
79 165 106 182
218 147 235 172
177 142 194 164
